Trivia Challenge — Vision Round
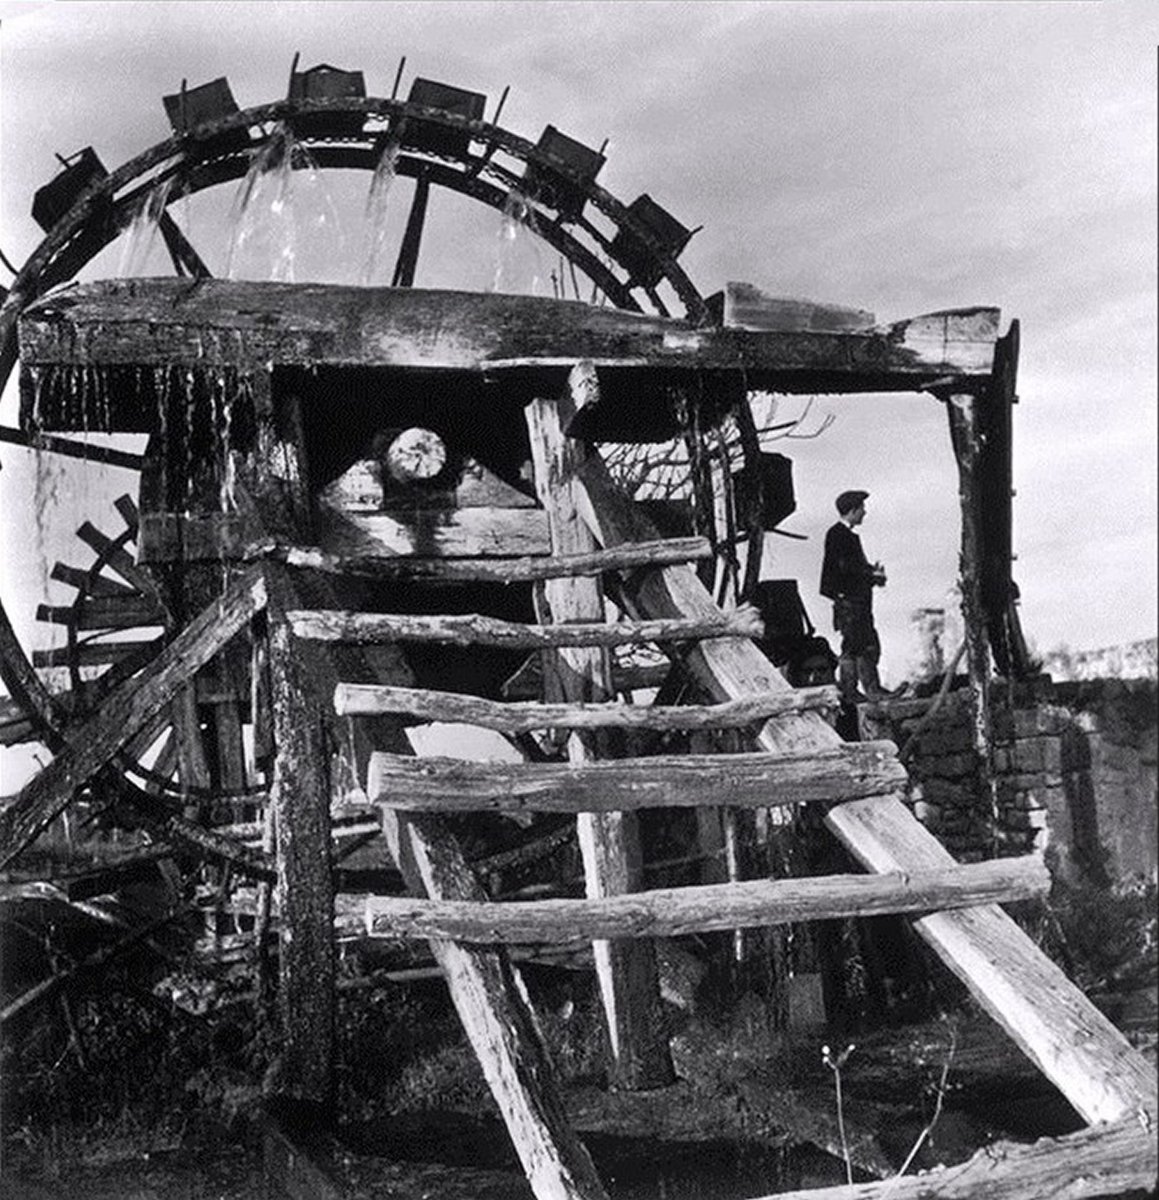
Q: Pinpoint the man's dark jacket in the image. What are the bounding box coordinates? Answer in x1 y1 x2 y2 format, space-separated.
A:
820 521 875 601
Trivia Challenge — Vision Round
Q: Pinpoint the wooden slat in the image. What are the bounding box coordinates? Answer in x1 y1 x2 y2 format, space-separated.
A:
764 1117 1156 1200
0 425 145 470
19 280 1000 388
113 493 140 535
826 795 1158 1126
336 681 837 730
33 637 164 668
272 535 713 583
0 568 267 869
367 743 907 813
37 595 167 630
289 605 764 649
50 561 135 597
356 857 1049 941
315 504 550 559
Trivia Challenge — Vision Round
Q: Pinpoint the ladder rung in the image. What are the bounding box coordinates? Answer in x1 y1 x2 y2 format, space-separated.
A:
366 742 907 812
272 535 713 583
350 857 1050 942
289 605 764 648
335 681 837 730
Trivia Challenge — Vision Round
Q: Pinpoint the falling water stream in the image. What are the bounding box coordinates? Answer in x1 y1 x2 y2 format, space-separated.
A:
492 188 545 297
117 177 173 278
227 124 345 283
361 139 401 286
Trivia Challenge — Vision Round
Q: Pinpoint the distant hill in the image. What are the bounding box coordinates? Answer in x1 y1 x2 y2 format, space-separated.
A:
1042 637 1158 682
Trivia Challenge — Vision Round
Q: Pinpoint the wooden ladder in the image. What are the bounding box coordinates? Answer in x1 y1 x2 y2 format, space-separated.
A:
284 368 1155 1200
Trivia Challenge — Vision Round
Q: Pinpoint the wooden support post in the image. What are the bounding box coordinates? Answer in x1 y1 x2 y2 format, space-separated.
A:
527 370 673 1091
946 392 999 849
265 566 335 1109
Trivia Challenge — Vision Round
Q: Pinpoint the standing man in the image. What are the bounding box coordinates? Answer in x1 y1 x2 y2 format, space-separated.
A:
820 490 894 703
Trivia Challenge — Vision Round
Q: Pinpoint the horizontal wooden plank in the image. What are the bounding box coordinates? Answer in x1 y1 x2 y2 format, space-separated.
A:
19 280 999 388
271 535 713 583
336 681 838 730
766 1117 1156 1200
37 595 167 630
50 561 135 597
289 605 764 649
316 504 551 559
367 742 907 813
827 794 1159 1127
32 637 164 668
353 857 1049 942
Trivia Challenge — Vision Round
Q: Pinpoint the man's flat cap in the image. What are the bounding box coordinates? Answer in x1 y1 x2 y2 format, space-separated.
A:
835 490 869 515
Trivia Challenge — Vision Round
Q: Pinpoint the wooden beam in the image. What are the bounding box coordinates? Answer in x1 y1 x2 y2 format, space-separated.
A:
826 795 1159 1126
0 568 267 868
366 743 908 813
335 681 838 730
357 857 1049 941
288 605 764 649
19 280 999 389
762 1117 1156 1200
527 375 672 1091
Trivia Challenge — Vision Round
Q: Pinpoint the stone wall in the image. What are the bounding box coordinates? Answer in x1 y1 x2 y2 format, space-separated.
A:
859 679 1158 883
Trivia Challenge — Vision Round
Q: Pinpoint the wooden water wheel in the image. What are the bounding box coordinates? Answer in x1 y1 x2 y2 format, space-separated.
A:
1 66 1152 1200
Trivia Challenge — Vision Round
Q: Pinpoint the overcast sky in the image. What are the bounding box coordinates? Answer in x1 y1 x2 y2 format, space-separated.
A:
0 0 1155 707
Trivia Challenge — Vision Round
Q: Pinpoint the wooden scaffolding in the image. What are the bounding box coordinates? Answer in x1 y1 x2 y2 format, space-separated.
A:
1 279 1154 1199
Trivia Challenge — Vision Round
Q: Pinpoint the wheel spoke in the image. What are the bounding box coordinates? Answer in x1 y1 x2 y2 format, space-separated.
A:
391 174 430 288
